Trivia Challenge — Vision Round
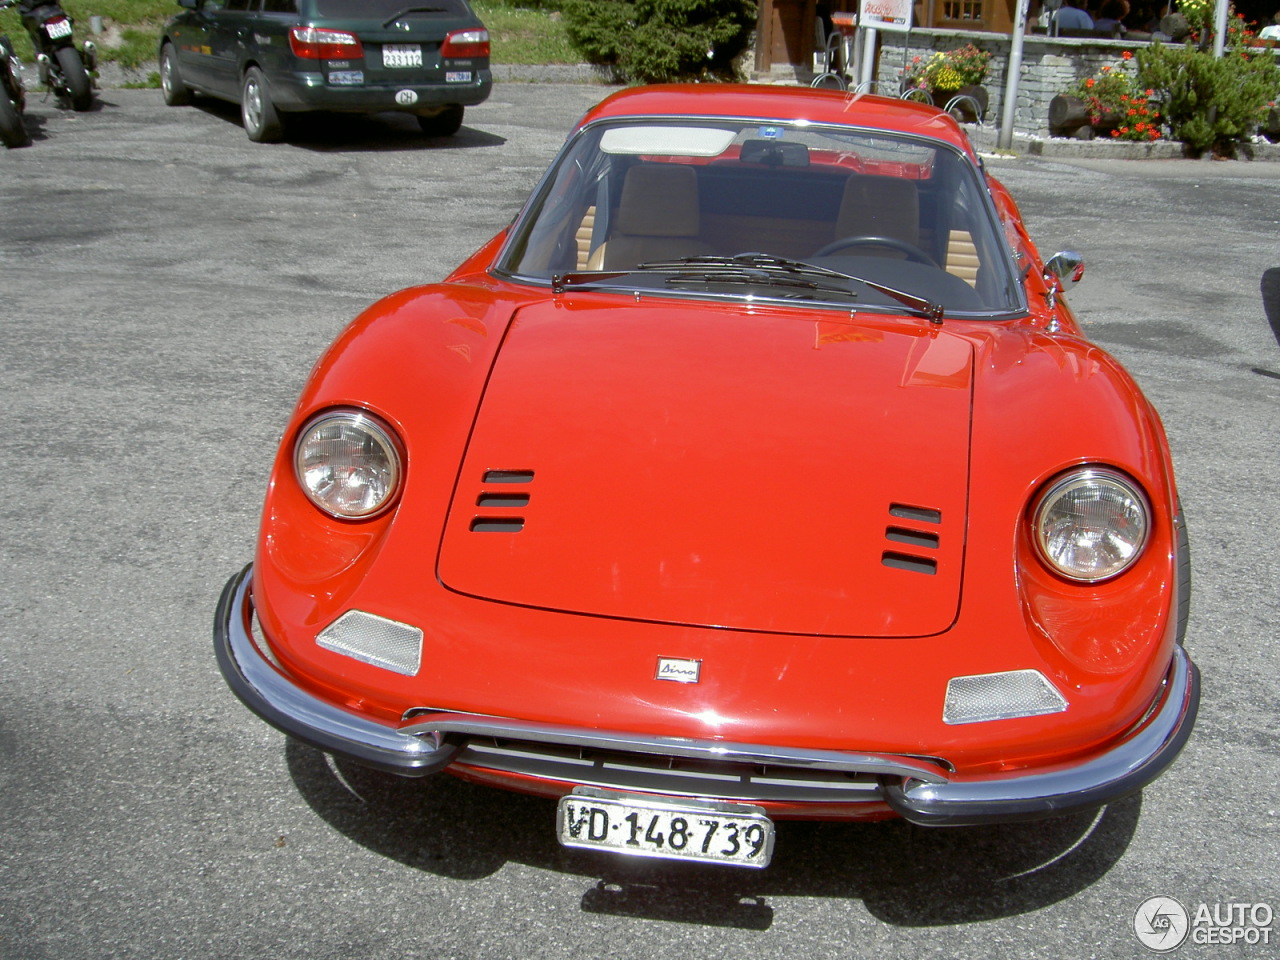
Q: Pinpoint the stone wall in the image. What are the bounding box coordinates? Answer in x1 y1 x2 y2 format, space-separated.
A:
876 28 1141 136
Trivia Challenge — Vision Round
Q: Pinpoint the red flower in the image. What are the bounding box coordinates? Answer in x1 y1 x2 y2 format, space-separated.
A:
1122 50 1133 59
1086 78 1095 88
1111 129 1121 138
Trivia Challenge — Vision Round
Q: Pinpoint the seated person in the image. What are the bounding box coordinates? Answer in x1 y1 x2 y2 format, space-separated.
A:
1054 0 1095 32
1093 0 1129 34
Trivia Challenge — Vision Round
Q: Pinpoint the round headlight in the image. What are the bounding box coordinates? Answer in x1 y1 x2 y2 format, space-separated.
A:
1033 468 1150 582
294 410 403 519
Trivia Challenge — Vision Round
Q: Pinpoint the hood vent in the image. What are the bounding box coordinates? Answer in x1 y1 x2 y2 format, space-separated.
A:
483 469 535 484
470 470 534 533
882 502 942 576
477 493 530 508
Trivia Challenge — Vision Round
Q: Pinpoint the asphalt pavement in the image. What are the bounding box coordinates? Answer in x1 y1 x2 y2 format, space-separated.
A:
1 86 1278 960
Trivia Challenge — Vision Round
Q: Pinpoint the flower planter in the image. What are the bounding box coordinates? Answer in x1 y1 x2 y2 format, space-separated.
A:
1048 94 1120 140
1263 107 1280 145
1049 94 1089 137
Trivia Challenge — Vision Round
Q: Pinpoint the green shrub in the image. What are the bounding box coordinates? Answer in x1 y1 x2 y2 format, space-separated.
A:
561 0 756 83
1137 41 1280 155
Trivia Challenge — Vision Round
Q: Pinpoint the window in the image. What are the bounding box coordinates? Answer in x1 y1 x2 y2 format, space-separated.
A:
942 0 982 19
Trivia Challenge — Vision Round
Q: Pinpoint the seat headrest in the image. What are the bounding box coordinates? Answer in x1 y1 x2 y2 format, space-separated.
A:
835 175 920 246
614 164 701 238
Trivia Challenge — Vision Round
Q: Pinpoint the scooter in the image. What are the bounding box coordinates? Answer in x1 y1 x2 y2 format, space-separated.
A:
0 25 30 146
3 0 95 112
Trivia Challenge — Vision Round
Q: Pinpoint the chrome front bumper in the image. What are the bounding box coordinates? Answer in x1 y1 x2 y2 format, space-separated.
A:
214 564 1199 824
883 645 1199 825
214 565 459 776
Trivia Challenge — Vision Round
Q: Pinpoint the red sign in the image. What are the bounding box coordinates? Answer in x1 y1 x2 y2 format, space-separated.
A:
859 0 912 30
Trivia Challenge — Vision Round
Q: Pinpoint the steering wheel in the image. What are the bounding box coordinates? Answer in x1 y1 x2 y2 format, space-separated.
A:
812 235 938 266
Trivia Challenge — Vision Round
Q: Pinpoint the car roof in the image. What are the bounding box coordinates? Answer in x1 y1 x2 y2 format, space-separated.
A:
577 84 978 159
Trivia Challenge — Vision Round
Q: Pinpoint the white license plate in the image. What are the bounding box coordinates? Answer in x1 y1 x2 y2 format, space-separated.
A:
44 18 74 40
382 44 423 68
557 788 775 868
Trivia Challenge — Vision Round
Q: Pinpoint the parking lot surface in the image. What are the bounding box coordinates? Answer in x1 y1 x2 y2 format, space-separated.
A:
2 87 1278 960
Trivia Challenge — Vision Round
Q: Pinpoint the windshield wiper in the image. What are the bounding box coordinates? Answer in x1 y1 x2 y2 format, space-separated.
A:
640 254 946 323
552 254 944 323
382 6 447 26
551 265 853 302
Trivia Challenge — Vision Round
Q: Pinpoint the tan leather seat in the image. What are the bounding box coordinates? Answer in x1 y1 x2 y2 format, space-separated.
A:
831 175 921 249
592 164 714 270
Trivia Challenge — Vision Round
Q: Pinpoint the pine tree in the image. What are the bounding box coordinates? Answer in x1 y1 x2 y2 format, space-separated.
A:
1137 41 1280 155
562 0 757 82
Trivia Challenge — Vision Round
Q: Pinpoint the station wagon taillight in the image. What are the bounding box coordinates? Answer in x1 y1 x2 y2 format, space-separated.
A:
440 27 489 59
289 26 364 60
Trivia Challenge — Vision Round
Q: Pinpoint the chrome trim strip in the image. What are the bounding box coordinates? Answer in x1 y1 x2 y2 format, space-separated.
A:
884 645 1200 826
213 566 458 777
399 713 951 784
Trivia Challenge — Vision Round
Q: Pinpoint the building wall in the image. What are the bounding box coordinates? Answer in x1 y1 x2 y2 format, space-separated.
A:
877 28 1142 135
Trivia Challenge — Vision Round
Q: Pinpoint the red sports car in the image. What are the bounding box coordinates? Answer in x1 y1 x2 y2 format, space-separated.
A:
215 85 1199 869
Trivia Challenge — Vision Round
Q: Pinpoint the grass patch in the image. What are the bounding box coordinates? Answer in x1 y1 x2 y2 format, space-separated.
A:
122 71 161 87
0 0 576 68
472 1 577 64
0 0 171 63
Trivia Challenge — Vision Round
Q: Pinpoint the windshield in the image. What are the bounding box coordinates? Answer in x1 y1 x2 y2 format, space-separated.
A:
496 118 1025 318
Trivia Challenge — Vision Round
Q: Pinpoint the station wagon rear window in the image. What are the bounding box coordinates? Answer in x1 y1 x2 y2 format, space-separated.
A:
313 0 472 17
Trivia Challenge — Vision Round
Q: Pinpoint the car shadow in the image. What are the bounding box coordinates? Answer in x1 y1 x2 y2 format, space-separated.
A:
285 740 1140 929
190 97 505 152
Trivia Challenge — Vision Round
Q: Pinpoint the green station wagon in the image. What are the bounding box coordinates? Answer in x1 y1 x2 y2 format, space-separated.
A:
159 0 491 141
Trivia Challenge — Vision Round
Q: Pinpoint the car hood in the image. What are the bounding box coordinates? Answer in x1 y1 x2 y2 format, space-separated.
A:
437 297 974 637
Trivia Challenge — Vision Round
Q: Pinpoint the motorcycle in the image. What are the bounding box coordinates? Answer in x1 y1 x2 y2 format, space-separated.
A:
0 23 30 147
3 0 95 112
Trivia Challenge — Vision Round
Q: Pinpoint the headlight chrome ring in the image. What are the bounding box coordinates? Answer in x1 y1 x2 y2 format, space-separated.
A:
294 409 404 519
1033 467 1151 582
